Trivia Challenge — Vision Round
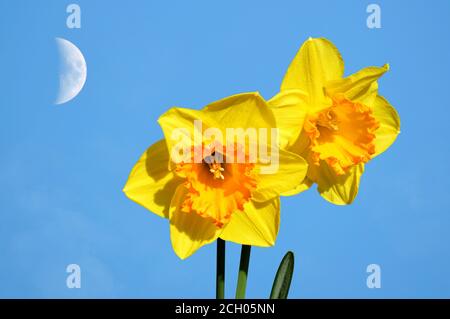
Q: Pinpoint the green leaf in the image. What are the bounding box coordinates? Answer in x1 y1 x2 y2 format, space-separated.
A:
270 251 294 299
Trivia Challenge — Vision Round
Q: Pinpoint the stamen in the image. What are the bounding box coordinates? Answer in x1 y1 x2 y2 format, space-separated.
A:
208 162 225 180
204 152 225 180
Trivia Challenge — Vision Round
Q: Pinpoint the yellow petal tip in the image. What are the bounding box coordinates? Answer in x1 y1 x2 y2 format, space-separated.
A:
175 252 189 260
252 91 262 99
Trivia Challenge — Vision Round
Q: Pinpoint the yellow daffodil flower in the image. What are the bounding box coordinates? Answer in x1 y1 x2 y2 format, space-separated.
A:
123 93 308 259
269 38 400 205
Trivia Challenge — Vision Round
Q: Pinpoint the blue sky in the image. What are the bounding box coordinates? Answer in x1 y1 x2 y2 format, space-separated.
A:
1 0 450 298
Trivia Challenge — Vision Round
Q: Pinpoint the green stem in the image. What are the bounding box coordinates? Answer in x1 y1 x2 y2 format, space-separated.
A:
235 245 251 299
216 238 225 299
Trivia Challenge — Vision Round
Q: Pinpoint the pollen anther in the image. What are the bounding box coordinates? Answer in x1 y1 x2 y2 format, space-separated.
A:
208 162 225 180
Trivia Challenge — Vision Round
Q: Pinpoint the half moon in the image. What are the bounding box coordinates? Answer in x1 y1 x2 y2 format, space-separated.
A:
55 37 87 105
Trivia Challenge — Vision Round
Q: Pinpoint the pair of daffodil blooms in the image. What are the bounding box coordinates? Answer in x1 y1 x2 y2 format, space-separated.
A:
123 38 400 260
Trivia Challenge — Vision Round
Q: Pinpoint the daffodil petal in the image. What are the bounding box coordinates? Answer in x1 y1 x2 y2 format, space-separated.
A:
158 107 221 153
280 177 313 196
123 140 182 218
326 64 389 105
169 184 222 259
281 38 344 109
268 89 308 148
253 148 308 202
202 92 276 130
220 198 280 246
311 162 364 205
372 95 400 157
287 130 311 161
